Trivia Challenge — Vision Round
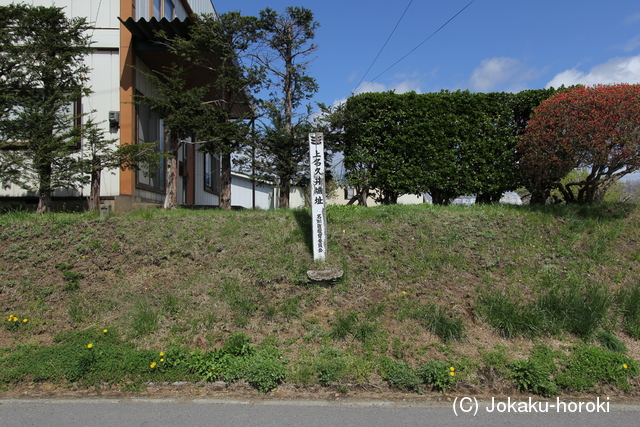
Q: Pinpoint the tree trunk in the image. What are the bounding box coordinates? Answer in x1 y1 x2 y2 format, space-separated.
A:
280 38 294 211
36 162 53 214
164 156 178 209
476 192 501 204
279 180 290 209
584 180 597 204
594 177 616 202
431 189 450 206
380 190 398 205
219 153 232 210
357 184 369 206
558 183 576 204
36 190 52 214
529 189 549 205
164 132 180 210
89 168 101 211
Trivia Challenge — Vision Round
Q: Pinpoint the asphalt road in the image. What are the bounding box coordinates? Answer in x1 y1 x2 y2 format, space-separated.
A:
1 397 640 427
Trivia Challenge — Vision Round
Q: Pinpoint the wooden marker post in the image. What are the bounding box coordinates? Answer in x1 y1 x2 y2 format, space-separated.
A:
309 132 327 261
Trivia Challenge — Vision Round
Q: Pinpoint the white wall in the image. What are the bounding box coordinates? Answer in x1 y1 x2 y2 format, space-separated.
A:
3 1 119 48
290 187 305 208
271 186 306 209
0 0 122 200
85 50 121 198
0 0 219 204
15 0 119 27
188 0 215 15
136 0 215 20
328 187 424 206
136 0 149 19
193 146 218 206
231 173 273 210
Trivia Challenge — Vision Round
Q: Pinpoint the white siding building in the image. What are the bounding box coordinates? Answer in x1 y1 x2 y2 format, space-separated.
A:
0 0 257 211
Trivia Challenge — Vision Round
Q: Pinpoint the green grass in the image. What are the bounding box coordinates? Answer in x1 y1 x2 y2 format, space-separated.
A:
510 345 559 397
2 202 640 395
476 291 540 338
397 302 465 342
131 302 159 337
618 282 640 339
477 281 613 340
555 345 639 392
329 311 359 340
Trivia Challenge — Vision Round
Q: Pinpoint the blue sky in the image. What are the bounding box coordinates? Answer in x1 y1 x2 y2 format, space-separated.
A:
213 0 640 108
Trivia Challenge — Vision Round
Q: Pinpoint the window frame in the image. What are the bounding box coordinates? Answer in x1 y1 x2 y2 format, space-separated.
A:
151 0 175 20
204 152 220 196
135 93 165 192
0 95 82 150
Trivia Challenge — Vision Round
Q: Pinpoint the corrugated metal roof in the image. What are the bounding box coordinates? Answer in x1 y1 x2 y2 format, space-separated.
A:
118 16 194 41
118 16 253 119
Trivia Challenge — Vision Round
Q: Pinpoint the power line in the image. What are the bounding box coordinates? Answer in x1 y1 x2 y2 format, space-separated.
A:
355 0 413 91
355 0 477 94
91 0 103 37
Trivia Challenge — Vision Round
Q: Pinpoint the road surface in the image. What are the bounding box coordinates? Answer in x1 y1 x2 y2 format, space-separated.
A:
2 397 640 427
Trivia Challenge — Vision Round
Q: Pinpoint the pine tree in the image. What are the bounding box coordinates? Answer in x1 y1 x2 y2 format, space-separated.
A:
139 12 261 210
0 4 93 213
79 119 162 211
253 7 320 209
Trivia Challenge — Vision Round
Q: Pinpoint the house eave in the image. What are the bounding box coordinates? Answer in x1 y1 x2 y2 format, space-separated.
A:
118 16 253 119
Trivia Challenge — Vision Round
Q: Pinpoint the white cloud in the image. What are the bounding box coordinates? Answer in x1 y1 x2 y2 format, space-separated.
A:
546 55 640 88
394 80 422 94
469 57 537 92
331 96 349 108
353 77 422 95
620 35 640 52
353 81 389 95
626 13 640 24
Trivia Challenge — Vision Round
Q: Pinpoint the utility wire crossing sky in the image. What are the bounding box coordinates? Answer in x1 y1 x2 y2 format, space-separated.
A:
216 0 640 107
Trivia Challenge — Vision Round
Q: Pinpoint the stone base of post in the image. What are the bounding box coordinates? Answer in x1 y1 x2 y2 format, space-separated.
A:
307 267 344 286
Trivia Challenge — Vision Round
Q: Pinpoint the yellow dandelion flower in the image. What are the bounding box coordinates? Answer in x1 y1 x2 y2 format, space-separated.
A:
150 362 157 368
22 318 28 323
402 291 407 294
623 364 628 369
160 359 164 362
159 352 165 357
103 329 108 333
450 372 455 376
450 367 455 372
211 367 215 370
87 343 93 349
13 317 18 322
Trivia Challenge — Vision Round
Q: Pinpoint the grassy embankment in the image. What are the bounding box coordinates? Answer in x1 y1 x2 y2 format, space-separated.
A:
1 203 640 396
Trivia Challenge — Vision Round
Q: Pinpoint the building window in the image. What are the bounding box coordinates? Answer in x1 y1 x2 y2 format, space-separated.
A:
152 0 174 20
152 0 161 19
1 95 82 149
344 187 355 200
66 96 83 149
204 153 220 195
164 0 175 19
136 100 165 191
